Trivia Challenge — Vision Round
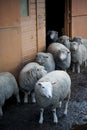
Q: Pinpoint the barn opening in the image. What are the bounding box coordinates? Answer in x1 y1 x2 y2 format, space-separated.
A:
46 0 65 37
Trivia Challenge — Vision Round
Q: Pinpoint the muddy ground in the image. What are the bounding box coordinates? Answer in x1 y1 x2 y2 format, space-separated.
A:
0 67 87 130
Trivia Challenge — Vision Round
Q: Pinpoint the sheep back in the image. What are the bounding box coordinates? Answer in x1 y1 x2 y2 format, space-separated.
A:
35 52 55 72
0 72 19 106
47 43 71 70
70 42 87 65
58 35 70 49
19 62 47 93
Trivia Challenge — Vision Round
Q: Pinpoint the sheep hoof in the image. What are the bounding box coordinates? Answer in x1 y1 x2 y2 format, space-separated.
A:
39 120 43 124
53 117 58 123
64 111 67 116
32 99 36 104
24 99 28 103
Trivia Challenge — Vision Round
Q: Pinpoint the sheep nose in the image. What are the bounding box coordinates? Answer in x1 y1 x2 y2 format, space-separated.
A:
48 95 52 99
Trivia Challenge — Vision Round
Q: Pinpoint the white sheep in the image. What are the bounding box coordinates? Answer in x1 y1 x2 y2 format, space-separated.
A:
72 36 82 45
70 41 87 73
47 42 71 71
58 35 70 49
19 62 47 103
35 70 71 124
0 72 20 116
81 38 87 49
35 52 55 72
72 36 87 50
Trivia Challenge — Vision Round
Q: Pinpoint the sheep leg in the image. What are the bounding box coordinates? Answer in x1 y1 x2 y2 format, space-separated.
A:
64 93 70 115
39 108 44 124
31 92 36 103
84 60 87 67
76 63 80 73
16 94 20 103
24 92 30 103
72 64 75 72
0 106 3 116
52 108 58 123
59 101 62 108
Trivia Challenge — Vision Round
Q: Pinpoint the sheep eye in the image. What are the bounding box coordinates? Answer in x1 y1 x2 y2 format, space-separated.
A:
38 83 41 86
42 86 45 89
37 68 39 71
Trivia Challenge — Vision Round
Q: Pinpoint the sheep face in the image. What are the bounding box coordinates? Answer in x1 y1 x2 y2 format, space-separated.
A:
58 35 70 49
57 49 70 61
35 53 48 64
70 42 79 51
35 82 53 99
36 67 47 80
47 30 58 42
72 36 82 44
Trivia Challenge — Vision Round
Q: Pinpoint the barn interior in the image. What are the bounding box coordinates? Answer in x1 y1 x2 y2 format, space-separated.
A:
46 0 65 37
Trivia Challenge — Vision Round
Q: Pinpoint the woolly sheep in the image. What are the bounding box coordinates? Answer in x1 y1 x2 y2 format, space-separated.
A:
19 62 47 103
35 52 55 72
47 42 71 71
58 35 70 49
46 30 58 48
72 36 87 49
0 72 20 116
70 41 87 73
72 36 82 45
35 70 71 124
81 38 87 49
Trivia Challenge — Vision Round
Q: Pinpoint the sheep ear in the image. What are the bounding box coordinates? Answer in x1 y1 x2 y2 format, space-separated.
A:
51 82 56 85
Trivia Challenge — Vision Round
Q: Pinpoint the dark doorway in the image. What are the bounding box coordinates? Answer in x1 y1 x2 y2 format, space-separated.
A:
46 0 65 37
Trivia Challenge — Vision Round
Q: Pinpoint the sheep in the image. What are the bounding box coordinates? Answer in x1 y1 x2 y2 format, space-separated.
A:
70 41 87 73
72 36 87 49
58 35 70 49
0 72 20 116
46 30 58 48
19 62 47 103
81 38 87 49
35 70 71 124
72 36 82 45
35 52 55 72
47 42 71 71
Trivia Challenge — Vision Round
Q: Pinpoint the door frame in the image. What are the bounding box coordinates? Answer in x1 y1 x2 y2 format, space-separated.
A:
64 0 71 37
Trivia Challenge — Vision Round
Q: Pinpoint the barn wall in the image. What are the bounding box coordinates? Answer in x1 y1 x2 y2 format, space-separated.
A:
21 0 46 65
71 0 87 38
0 0 21 77
36 0 46 51
21 0 37 64
0 0 46 78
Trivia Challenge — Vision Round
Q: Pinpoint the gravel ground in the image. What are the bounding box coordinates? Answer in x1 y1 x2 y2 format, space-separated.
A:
0 67 87 130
